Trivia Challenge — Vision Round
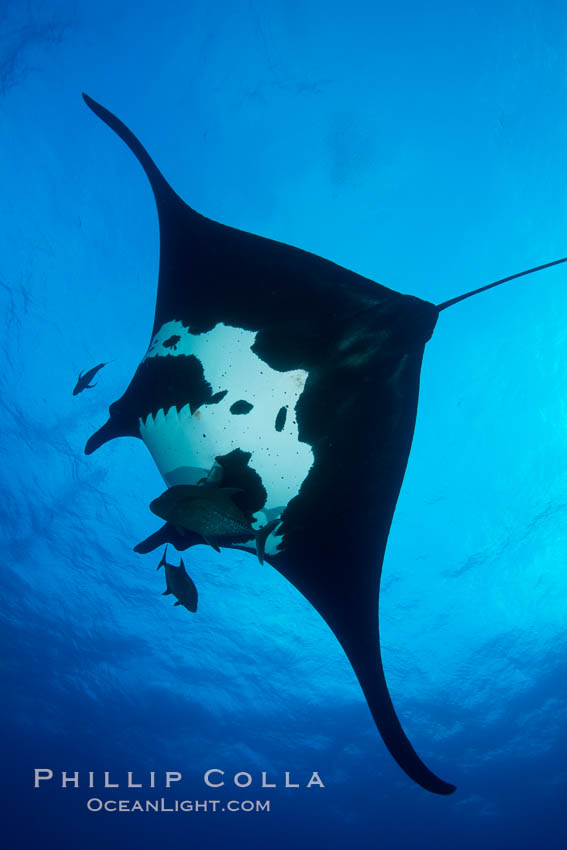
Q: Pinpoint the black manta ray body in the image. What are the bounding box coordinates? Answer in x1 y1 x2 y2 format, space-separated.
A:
82 94 566 796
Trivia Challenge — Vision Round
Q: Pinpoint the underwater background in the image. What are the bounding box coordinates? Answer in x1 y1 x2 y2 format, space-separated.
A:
2 0 567 847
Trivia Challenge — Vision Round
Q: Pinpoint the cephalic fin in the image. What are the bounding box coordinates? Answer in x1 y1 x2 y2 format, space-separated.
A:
85 417 141 455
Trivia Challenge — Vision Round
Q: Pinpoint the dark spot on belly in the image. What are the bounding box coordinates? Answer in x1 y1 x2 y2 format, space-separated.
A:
207 389 228 405
163 334 181 350
230 400 254 415
275 405 287 432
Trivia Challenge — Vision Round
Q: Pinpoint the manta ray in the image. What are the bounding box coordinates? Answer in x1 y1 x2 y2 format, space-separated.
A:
82 93 566 796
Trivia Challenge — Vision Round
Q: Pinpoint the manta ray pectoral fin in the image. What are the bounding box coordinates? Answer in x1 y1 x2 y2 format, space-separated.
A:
174 601 182 606
162 589 172 596
263 345 456 794
254 519 280 565
83 93 179 214
296 577 457 796
347 626 456 796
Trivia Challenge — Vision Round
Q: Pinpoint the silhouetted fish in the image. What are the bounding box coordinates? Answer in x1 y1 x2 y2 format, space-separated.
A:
73 362 108 395
151 484 279 564
157 546 198 613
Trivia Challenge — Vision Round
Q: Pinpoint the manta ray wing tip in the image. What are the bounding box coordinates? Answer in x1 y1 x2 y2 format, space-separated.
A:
434 779 456 796
82 92 98 111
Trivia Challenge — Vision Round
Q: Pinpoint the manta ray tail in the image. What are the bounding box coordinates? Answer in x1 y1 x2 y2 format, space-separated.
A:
438 256 567 311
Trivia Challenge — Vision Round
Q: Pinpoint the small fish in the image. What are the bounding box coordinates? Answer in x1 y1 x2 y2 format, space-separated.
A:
73 362 108 395
150 484 279 564
157 546 198 613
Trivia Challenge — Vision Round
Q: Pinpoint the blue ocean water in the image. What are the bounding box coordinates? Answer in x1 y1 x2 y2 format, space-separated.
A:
2 0 567 847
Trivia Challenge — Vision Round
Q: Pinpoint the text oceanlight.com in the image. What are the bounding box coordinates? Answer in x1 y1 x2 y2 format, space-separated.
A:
86 798 270 813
